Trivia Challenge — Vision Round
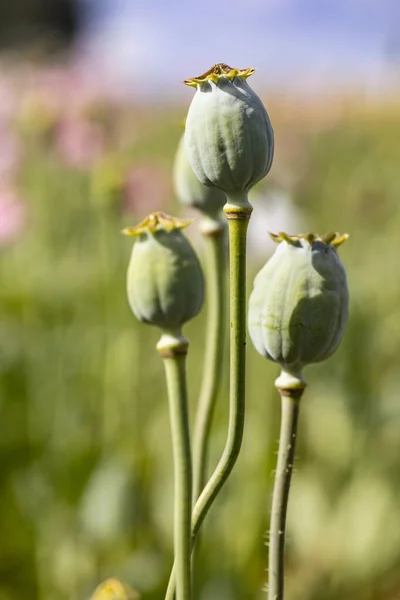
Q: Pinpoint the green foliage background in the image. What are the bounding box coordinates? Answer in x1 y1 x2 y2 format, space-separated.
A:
1 88 400 600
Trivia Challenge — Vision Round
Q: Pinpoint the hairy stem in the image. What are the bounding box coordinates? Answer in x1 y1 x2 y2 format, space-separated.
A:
268 385 303 600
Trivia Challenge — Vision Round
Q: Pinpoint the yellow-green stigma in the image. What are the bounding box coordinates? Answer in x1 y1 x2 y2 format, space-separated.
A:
184 63 256 87
122 212 194 236
91 578 139 599
269 232 349 248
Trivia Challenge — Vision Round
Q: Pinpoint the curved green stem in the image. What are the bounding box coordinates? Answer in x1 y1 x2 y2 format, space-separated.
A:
192 221 227 503
268 376 305 600
159 333 192 600
191 205 250 535
165 199 251 599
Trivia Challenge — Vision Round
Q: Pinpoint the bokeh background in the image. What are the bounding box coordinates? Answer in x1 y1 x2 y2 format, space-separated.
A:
1 1 400 599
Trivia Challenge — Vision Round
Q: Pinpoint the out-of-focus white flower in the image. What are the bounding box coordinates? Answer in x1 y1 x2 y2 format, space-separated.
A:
247 187 305 259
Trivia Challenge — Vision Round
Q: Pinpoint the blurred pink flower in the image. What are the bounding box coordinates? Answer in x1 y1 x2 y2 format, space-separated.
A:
30 62 118 120
0 185 27 245
24 64 85 119
56 118 107 170
123 164 171 215
0 126 22 178
0 79 16 124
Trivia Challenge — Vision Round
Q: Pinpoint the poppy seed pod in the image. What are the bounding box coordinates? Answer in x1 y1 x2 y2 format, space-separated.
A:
184 64 274 203
173 133 226 219
123 212 204 331
248 232 349 379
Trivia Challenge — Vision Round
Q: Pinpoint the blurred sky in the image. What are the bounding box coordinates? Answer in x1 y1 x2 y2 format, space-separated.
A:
76 0 400 98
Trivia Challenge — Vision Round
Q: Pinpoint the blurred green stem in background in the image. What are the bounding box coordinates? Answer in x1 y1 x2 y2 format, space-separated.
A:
192 216 227 503
166 200 252 599
158 332 193 600
268 375 305 600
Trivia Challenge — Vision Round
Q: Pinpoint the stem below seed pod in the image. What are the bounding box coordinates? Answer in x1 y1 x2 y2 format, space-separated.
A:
268 371 306 600
191 217 226 592
191 200 251 535
192 217 227 503
158 331 193 600
165 199 251 599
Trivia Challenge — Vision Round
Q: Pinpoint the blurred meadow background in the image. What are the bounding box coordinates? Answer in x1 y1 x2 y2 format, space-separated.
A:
1 1 400 599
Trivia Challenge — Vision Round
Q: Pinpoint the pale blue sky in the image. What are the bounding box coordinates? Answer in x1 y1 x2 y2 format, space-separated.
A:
77 0 400 97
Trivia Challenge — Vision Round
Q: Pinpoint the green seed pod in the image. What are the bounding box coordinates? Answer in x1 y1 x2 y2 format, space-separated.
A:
124 212 204 330
184 64 274 201
91 578 139 600
248 232 349 379
173 133 226 219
